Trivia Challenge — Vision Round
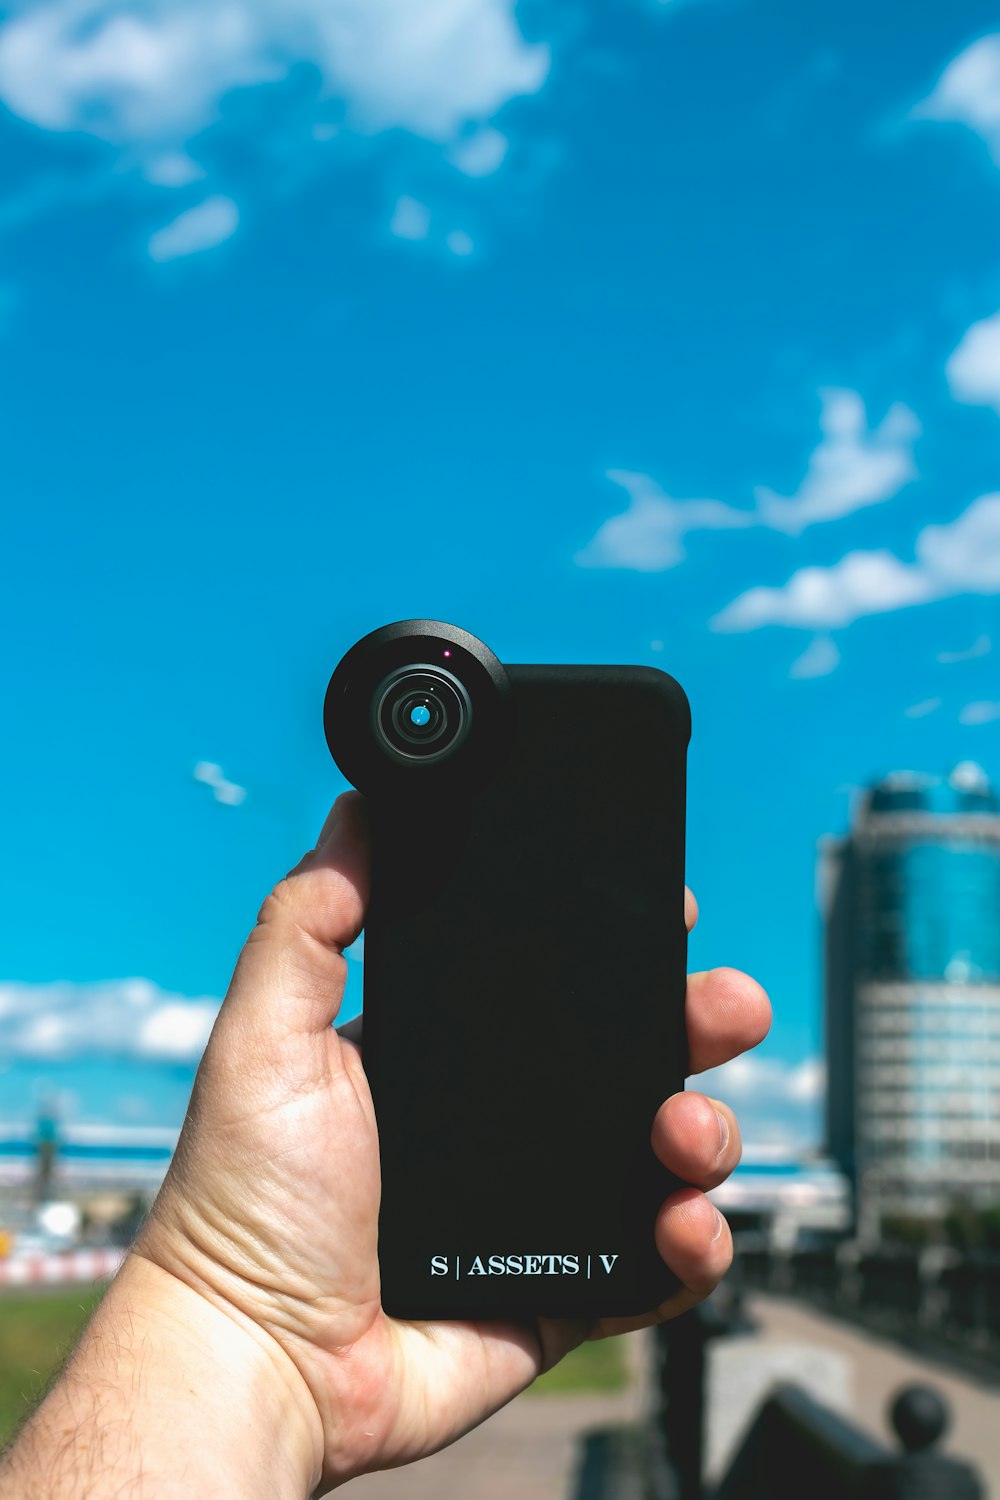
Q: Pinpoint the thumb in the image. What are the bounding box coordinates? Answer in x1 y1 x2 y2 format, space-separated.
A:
223 791 369 1038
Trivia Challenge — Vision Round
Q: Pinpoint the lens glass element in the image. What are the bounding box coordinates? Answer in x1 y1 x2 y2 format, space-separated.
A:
373 665 472 762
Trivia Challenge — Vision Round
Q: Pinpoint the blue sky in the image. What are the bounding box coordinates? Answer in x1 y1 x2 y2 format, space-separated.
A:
1 0 999 1147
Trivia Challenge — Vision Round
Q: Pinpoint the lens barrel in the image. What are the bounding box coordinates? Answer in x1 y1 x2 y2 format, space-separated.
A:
373 666 472 763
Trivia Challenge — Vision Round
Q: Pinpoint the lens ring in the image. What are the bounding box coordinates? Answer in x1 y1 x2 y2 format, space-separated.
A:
393 692 444 741
373 665 472 763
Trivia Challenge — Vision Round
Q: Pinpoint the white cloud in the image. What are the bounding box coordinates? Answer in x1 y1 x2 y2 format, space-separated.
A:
445 228 475 257
789 635 840 679
0 0 548 161
389 195 430 242
144 151 205 187
148 195 238 260
212 778 248 807
904 697 942 718
918 491 1000 590
193 760 247 805
578 389 917 578
960 700 1000 725
388 201 474 258
694 1053 825 1148
916 34 1000 164
697 1053 825 1104
0 979 220 1062
937 633 992 664
138 1002 216 1060
713 550 935 632
947 310 1000 413
576 469 753 572
713 492 1000 632
449 126 508 176
755 389 919 535
785 1057 825 1104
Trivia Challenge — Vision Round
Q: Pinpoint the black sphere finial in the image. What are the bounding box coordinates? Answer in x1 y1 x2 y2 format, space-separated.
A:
890 1385 948 1453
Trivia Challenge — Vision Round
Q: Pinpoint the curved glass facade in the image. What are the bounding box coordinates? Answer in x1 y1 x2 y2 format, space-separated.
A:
823 764 1000 1233
861 841 1000 981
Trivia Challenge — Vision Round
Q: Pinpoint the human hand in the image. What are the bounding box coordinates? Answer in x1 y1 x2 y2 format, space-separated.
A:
131 790 770 1492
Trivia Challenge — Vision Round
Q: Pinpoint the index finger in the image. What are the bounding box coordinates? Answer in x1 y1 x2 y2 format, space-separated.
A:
685 886 698 933
685 967 771 1075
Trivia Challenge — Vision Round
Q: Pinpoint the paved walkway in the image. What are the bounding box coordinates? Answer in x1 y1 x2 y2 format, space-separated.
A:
346 1334 648 1500
342 1297 1000 1498
707 1295 999 1496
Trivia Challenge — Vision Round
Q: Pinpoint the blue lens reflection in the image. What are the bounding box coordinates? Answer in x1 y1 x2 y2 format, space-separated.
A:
409 704 432 727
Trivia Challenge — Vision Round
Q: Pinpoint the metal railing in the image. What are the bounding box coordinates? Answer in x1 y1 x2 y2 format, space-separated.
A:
738 1241 1000 1363
714 1382 983 1500
641 1289 986 1500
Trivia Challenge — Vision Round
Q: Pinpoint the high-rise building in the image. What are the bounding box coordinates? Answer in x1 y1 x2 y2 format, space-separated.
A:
822 763 1000 1240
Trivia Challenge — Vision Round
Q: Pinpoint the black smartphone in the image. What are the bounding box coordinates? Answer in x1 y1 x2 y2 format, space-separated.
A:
324 619 690 1320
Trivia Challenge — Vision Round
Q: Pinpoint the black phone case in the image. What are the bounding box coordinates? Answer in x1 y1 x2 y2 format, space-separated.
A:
362 661 691 1319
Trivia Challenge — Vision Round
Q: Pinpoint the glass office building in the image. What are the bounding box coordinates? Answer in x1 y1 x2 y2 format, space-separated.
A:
822 763 1000 1237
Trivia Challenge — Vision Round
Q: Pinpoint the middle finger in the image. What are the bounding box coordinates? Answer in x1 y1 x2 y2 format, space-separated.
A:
651 1090 742 1190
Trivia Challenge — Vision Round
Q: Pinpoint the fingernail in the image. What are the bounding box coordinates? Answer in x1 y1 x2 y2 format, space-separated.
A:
715 1108 730 1158
712 1208 725 1242
317 796 346 848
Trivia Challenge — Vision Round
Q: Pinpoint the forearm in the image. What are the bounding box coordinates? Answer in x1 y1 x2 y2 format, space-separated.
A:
0 1254 323 1500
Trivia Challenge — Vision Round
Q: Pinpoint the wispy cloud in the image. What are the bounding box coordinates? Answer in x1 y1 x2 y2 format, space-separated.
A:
144 152 206 188
148 195 238 261
0 978 220 1063
193 761 246 806
445 228 475 258
713 492 1000 632
578 389 917 576
789 635 840 679
947 310 1000 413
937 633 992 664
755 389 919 535
388 195 474 257
960 700 1000 726
915 33 1000 164
449 126 508 177
390 195 431 242
575 469 753 572
904 698 942 718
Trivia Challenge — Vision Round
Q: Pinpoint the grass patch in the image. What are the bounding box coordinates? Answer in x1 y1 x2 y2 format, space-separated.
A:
0 1287 626 1447
0 1286 105 1448
527 1334 627 1395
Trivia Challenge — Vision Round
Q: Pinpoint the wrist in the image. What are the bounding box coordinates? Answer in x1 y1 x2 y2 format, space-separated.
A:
2 1252 324 1500
119 1252 325 1496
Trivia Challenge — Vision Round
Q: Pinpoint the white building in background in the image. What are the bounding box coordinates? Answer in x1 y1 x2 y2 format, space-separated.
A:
711 1146 850 1249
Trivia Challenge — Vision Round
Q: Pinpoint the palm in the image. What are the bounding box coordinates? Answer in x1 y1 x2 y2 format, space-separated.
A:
154 1004 567 1485
167 990 581 1470
140 794 769 1491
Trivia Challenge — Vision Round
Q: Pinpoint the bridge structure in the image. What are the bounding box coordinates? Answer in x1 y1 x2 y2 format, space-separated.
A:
0 1121 176 1195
